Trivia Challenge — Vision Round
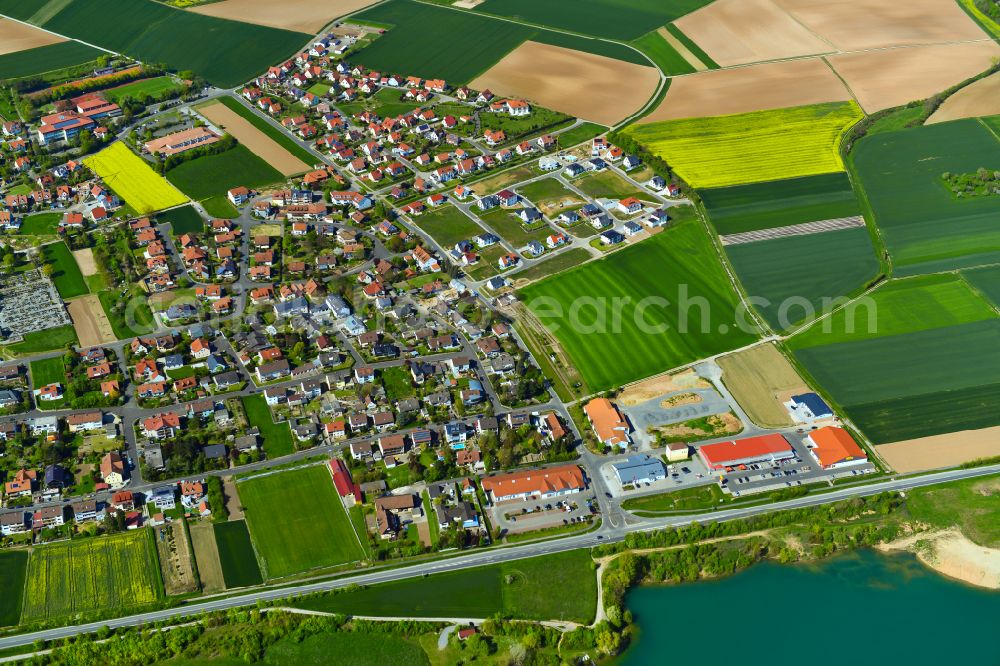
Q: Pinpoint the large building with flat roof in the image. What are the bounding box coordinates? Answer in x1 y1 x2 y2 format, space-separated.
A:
612 455 665 485
698 434 794 471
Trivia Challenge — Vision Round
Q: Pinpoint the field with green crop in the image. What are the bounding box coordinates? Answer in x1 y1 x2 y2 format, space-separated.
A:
240 465 365 579
0 0 309 88
793 319 1000 443
22 530 163 620
851 119 1000 275
240 394 293 457
103 76 184 103
0 551 27 626
627 102 863 188
214 97 316 165
0 40 102 79
351 0 645 82
85 142 188 214
963 265 1000 308
166 144 283 203
475 0 709 40
413 205 484 249
630 29 696 76
789 274 997 349
520 211 757 391
294 549 595 623
42 240 87 299
213 520 263 588
727 227 879 332
159 204 204 234
701 173 862 236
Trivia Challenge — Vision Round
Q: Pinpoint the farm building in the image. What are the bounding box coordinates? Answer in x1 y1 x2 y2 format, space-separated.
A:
805 427 867 470
481 464 586 503
698 434 794 471
613 455 665 485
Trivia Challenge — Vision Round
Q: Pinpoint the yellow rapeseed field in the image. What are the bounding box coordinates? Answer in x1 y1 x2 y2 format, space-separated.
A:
84 142 189 214
625 101 864 188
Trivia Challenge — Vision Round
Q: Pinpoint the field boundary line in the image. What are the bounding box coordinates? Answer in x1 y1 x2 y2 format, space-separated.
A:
720 215 865 245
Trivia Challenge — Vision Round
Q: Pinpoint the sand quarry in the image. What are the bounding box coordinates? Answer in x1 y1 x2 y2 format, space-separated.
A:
928 71 1000 124
880 528 1000 590
649 0 1000 119
0 17 64 56
876 425 1000 474
198 102 310 176
642 58 850 122
471 41 660 127
68 295 116 347
188 0 378 34
617 369 710 407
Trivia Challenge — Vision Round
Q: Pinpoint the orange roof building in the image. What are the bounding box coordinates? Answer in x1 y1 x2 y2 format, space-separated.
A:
698 434 794 471
806 426 867 469
583 398 630 448
481 464 586 502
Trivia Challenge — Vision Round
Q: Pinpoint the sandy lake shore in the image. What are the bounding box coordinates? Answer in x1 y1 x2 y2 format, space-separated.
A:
879 528 1000 590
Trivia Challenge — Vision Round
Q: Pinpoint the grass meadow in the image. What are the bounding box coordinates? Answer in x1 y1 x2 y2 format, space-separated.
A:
520 211 757 391
627 102 863 188
85 143 189 214
851 118 1000 275
103 76 184 103
726 227 879 332
240 394 293 458
158 205 204 234
213 520 263 588
42 240 88 299
413 205 484 249
240 465 365 579
0 551 27 626
294 549 595 623
701 172 862 236
22 530 163 620
17 212 63 235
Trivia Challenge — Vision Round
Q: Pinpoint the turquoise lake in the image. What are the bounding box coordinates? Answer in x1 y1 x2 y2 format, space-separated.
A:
619 549 1000 665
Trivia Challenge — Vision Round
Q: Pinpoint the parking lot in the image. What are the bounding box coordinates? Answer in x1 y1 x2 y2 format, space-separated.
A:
489 489 597 534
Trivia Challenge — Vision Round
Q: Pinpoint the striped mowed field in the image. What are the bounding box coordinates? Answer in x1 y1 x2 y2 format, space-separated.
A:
520 211 758 392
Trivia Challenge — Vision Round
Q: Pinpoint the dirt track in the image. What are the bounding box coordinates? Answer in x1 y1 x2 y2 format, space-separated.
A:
67 295 116 347
0 18 64 56
470 41 660 127
876 426 1000 474
827 41 1000 113
197 102 310 176
642 58 850 122
927 71 1000 124
188 0 377 33
675 0 831 67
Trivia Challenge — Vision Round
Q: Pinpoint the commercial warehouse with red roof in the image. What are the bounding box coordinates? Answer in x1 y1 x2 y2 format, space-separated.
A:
481 464 586 502
698 434 795 471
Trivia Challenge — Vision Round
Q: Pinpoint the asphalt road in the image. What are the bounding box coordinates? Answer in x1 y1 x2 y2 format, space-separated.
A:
2 461 997 650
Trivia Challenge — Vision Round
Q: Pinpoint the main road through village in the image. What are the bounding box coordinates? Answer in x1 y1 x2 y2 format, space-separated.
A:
1 461 997 650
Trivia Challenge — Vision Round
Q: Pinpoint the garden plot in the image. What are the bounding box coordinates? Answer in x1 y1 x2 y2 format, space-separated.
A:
470 41 660 126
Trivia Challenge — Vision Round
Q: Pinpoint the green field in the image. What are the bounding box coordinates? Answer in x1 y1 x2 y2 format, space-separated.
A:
474 0 710 40
0 551 27 626
201 195 240 219
166 144 284 203
239 465 365 579
294 549 595 623
627 102 863 188
556 122 607 148
790 274 997 349
17 212 63 235
851 119 1000 275
630 29 696 75
664 22 718 68
30 356 65 388
414 205 484 249
240 394 293 458
520 211 758 391
42 240 87 299
478 208 552 247
701 173 862 236
352 0 646 82
908 473 1000 548
22 530 163 620
159 204 204 234
0 0 309 88
266 633 429 666
213 520 263 588
516 177 577 204
103 76 184 103
2 325 77 356
510 247 592 284
963 265 1000 308
0 40 102 79
214 97 315 166
727 227 879 332
793 319 1000 443
573 170 647 201
98 288 156 339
